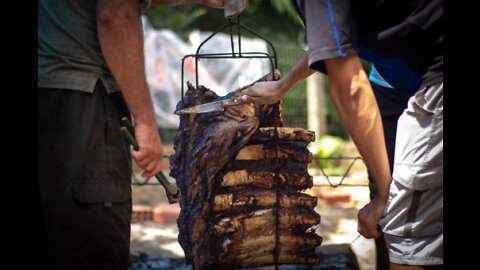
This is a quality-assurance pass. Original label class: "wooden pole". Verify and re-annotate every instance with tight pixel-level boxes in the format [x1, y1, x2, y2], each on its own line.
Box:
[307, 72, 327, 139]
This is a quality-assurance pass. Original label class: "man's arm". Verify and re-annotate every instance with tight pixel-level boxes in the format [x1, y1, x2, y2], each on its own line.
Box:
[324, 54, 391, 239]
[97, 0, 163, 178]
[241, 53, 315, 104]
[242, 52, 391, 239]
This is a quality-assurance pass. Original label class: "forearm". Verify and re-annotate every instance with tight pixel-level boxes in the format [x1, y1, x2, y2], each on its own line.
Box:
[97, 0, 156, 127]
[325, 55, 391, 201]
[241, 53, 316, 104]
[280, 53, 316, 93]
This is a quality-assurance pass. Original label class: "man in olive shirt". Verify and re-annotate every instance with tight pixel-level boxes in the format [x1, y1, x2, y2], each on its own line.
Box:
[38, 0, 222, 269]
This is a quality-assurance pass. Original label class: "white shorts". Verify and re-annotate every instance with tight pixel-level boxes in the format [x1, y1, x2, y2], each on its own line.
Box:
[392, 83, 443, 190]
[380, 181, 443, 265]
[380, 83, 443, 265]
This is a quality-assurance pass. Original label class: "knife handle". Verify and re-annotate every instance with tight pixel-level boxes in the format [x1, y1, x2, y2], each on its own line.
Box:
[222, 98, 244, 107]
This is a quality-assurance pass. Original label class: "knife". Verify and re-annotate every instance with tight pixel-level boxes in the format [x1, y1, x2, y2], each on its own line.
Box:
[174, 97, 244, 114]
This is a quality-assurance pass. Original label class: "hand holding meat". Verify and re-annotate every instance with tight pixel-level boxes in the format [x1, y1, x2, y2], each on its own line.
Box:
[241, 80, 287, 105]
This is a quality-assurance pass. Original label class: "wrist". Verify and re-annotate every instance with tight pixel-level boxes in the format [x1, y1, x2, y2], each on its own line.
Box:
[375, 188, 390, 204]
[370, 195, 387, 211]
[277, 78, 292, 96]
[376, 194, 388, 204]
[132, 112, 157, 128]
[135, 119, 157, 128]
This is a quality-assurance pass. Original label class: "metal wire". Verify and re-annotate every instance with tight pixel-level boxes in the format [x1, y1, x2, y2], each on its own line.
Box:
[312, 156, 364, 187]
[272, 103, 281, 270]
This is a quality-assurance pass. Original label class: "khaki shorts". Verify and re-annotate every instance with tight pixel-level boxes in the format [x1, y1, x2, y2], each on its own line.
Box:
[380, 83, 443, 265]
[380, 181, 443, 265]
[393, 83, 443, 190]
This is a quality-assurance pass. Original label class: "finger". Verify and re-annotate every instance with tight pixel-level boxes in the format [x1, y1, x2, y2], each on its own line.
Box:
[136, 155, 157, 168]
[357, 222, 373, 239]
[362, 225, 381, 239]
[371, 224, 383, 239]
[152, 161, 163, 175]
[142, 162, 162, 178]
[140, 160, 158, 176]
[130, 146, 144, 163]
[130, 145, 159, 165]
[240, 83, 260, 96]
[370, 229, 383, 239]
[241, 95, 262, 104]
[142, 162, 163, 178]
[142, 170, 155, 179]
[130, 145, 147, 161]
[357, 224, 367, 239]
[132, 153, 155, 168]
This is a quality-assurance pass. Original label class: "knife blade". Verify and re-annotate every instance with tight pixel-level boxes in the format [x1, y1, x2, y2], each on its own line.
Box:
[174, 97, 244, 114]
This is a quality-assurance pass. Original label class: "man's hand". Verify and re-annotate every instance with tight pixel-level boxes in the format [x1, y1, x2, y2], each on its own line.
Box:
[241, 53, 314, 105]
[357, 195, 387, 239]
[240, 80, 287, 105]
[130, 123, 164, 178]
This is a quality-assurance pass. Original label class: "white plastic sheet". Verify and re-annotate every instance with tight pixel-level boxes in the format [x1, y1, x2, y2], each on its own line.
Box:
[142, 17, 270, 128]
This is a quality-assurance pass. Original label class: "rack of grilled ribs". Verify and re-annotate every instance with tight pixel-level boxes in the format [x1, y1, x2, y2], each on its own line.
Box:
[169, 71, 322, 269]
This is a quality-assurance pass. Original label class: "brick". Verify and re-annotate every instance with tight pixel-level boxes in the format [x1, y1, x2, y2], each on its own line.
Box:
[131, 205, 153, 223]
[153, 203, 180, 224]
[319, 193, 351, 205]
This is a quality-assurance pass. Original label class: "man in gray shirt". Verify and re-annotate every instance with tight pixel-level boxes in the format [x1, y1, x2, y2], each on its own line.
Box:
[38, 0, 222, 269]
[242, 1, 442, 269]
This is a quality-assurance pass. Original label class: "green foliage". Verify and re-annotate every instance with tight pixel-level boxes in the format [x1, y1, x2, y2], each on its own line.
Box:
[309, 135, 347, 176]
[316, 135, 344, 159]
[144, 0, 304, 43]
[309, 135, 344, 167]
[269, 0, 304, 26]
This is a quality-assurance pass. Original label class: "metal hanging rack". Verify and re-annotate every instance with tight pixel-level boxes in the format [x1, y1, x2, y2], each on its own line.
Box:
[179, 15, 278, 106]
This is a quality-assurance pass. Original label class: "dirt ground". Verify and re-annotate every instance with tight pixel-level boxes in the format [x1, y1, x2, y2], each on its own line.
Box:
[130, 141, 377, 270]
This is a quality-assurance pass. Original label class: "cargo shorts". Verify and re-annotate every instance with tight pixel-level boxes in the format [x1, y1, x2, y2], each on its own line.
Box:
[38, 81, 133, 270]
[379, 83, 443, 265]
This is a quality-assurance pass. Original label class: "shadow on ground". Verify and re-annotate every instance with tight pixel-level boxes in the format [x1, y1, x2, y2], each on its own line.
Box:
[129, 244, 360, 270]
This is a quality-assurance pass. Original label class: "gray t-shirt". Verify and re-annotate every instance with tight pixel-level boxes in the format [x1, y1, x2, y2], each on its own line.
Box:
[295, 0, 359, 75]
[38, 0, 120, 93]
[294, 0, 442, 88]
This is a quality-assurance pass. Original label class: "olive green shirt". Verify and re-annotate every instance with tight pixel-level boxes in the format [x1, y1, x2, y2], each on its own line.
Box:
[38, 0, 133, 94]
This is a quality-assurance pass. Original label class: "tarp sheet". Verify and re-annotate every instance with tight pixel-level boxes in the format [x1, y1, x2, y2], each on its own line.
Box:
[142, 17, 270, 128]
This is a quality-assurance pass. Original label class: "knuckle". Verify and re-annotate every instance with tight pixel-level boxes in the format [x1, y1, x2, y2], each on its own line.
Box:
[147, 162, 156, 171]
